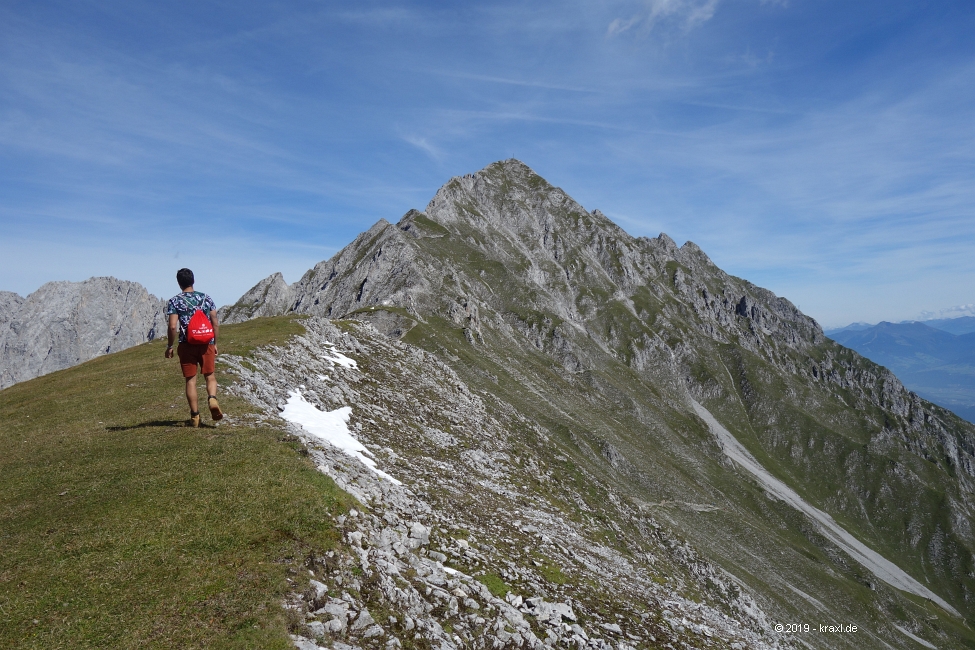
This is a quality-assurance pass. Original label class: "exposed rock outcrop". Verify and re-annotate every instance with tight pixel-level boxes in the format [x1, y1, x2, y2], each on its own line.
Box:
[0, 277, 165, 389]
[220, 271, 295, 324]
[0, 291, 25, 326]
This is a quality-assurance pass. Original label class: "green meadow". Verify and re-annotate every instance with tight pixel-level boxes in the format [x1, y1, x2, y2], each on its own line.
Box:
[0, 316, 353, 649]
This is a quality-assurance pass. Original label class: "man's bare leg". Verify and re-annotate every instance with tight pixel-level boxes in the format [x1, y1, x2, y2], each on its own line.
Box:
[185, 375, 199, 414]
[204, 373, 217, 400]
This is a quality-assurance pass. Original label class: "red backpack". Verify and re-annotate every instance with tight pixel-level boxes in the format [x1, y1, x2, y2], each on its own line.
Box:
[185, 293, 214, 345]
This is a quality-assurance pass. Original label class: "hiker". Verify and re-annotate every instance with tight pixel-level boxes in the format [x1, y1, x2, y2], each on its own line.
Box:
[165, 268, 223, 427]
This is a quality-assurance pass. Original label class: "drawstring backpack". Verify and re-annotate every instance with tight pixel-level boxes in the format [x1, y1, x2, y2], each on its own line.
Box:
[185, 293, 214, 345]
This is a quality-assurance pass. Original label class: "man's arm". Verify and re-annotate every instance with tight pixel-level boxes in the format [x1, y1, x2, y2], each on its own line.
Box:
[165, 313, 178, 358]
[211, 311, 219, 355]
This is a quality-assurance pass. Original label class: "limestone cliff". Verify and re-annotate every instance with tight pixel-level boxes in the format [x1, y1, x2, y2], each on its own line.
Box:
[0, 291, 25, 326]
[0, 277, 165, 389]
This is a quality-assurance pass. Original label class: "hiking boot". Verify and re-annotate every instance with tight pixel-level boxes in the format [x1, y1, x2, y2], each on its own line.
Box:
[188, 411, 200, 428]
[208, 396, 224, 421]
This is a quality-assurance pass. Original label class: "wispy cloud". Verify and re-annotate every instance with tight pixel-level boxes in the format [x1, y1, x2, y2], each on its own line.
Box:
[426, 70, 599, 94]
[608, 0, 722, 37]
[917, 304, 975, 320]
[430, 108, 680, 135]
[676, 99, 794, 115]
[402, 135, 442, 161]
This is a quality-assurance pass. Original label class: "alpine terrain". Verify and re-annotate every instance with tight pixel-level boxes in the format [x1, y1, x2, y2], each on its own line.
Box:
[217, 160, 975, 650]
[0, 277, 166, 389]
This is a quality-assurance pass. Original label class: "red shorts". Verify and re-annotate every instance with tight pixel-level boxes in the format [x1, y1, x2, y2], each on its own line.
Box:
[177, 343, 216, 378]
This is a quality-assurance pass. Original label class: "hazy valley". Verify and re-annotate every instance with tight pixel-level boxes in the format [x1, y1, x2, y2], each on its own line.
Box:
[829, 321, 975, 423]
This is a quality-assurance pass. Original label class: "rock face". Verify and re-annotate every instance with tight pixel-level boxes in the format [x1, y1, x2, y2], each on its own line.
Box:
[0, 291, 25, 326]
[239, 163, 822, 359]
[230, 160, 975, 648]
[0, 278, 166, 389]
[220, 271, 294, 324]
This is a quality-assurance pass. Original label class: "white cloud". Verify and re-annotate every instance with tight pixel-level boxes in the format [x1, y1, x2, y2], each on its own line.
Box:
[685, 0, 721, 29]
[402, 135, 443, 161]
[917, 305, 975, 321]
[608, 0, 723, 37]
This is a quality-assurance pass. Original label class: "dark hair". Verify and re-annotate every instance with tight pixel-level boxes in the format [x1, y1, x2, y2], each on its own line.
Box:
[176, 268, 195, 290]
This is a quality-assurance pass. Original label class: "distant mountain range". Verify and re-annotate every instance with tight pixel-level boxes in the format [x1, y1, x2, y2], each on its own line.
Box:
[827, 319, 975, 423]
[921, 316, 975, 336]
[827, 316, 975, 337]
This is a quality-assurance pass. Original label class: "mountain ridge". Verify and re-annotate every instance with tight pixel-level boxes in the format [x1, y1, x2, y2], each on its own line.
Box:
[4, 160, 973, 647]
[827, 315, 975, 337]
[224, 161, 823, 357]
[222, 159, 975, 647]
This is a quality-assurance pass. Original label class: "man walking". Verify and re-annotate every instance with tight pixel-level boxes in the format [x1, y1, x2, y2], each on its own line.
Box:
[165, 268, 223, 427]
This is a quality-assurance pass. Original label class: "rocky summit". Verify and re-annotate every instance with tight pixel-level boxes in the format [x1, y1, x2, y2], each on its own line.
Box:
[0, 277, 166, 389]
[222, 160, 975, 649]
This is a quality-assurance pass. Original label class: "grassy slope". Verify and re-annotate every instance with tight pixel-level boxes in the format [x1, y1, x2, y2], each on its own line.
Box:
[0, 316, 353, 649]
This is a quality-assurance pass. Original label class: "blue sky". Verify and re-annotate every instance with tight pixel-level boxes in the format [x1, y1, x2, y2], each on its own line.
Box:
[1, 0, 973, 328]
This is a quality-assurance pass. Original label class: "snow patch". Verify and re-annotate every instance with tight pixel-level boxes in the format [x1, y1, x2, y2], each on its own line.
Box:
[323, 344, 357, 369]
[281, 389, 400, 485]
